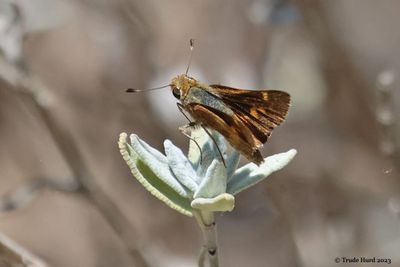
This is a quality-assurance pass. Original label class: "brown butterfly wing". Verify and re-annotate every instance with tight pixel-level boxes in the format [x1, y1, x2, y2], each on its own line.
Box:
[209, 84, 290, 145]
[183, 102, 264, 164]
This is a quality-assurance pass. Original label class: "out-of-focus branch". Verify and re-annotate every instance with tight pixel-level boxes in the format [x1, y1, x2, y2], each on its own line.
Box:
[0, 3, 152, 267]
[292, 0, 379, 147]
[0, 177, 79, 213]
[375, 70, 400, 221]
[376, 70, 399, 167]
[0, 2, 23, 66]
[0, 57, 152, 267]
[0, 233, 48, 267]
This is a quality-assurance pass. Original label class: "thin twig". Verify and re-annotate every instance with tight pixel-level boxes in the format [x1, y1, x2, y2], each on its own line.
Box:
[0, 177, 79, 213]
[376, 70, 399, 166]
[0, 232, 48, 267]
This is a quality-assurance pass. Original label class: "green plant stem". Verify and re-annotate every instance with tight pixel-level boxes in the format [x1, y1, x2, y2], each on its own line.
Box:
[194, 210, 219, 267]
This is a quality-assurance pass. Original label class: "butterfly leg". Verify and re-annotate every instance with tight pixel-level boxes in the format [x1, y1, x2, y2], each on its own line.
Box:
[200, 126, 226, 167]
[178, 124, 203, 164]
[176, 103, 203, 164]
[176, 103, 226, 167]
[176, 103, 193, 123]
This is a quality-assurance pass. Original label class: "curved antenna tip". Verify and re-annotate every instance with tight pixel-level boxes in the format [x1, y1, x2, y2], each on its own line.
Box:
[185, 39, 195, 75]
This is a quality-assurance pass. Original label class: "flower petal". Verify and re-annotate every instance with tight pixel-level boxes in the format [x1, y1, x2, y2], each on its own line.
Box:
[188, 128, 228, 179]
[226, 151, 241, 180]
[187, 128, 206, 168]
[119, 133, 193, 216]
[164, 139, 198, 193]
[194, 159, 227, 199]
[130, 134, 191, 198]
[137, 137, 168, 164]
[227, 149, 297, 195]
[191, 193, 235, 212]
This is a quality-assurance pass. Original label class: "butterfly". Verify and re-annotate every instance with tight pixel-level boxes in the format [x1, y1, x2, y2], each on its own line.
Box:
[168, 74, 290, 165]
[127, 40, 290, 165]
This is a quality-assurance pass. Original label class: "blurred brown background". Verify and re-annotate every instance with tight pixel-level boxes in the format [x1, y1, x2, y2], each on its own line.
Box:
[0, 0, 399, 266]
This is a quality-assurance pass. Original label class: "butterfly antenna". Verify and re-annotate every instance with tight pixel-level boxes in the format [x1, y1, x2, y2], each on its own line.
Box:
[126, 84, 171, 93]
[185, 38, 195, 75]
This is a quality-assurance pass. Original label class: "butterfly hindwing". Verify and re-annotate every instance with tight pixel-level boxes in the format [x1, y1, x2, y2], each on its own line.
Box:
[183, 102, 264, 164]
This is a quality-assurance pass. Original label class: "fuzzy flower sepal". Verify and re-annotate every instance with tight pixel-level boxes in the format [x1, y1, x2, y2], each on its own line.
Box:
[118, 128, 296, 217]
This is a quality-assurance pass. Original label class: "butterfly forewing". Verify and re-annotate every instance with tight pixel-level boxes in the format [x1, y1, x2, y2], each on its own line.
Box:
[181, 83, 290, 165]
[208, 85, 290, 144]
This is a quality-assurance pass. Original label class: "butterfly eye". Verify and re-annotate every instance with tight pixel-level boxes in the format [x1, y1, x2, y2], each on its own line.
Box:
[172, 87, 181, 99]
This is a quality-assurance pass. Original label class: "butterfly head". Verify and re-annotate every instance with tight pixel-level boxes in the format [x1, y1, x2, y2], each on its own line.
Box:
[170, 74, 198, 100]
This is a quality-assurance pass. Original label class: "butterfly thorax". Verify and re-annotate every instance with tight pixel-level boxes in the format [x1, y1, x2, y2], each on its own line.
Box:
[170, 74, 202, 100]
[170, 74, 233, 113]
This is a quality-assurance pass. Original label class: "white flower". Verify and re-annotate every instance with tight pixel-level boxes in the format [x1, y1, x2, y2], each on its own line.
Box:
[118, 128, 296, 217]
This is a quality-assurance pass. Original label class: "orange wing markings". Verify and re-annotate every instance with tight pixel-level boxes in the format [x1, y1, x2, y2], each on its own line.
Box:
[208, 85, 290, 144]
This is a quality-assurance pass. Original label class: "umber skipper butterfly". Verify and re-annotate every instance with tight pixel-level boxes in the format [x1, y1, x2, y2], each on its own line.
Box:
[127, 40, 290, 166]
